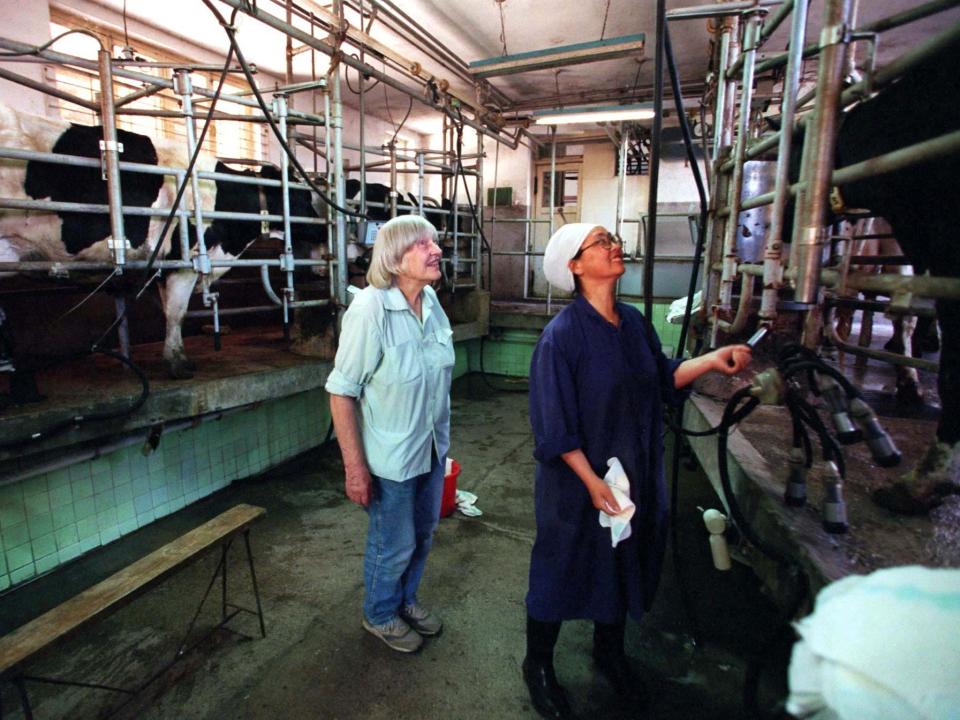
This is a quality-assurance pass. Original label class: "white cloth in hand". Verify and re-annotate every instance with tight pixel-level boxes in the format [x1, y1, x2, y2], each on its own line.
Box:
[598, 457, 636, 547]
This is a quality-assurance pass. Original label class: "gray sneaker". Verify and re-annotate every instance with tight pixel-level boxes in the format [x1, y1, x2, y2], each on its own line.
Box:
[401, 603, 443, 636]
[362, 616, 423, 653]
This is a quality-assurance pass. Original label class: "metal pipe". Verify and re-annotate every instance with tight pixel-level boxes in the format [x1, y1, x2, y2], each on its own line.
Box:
[276, 94, 294, 332]
[0, 197, 325, 225]
[711, 20, 734, 164]
[0, 65, 99, 111]
[389, 142, 398, 218]
[616, 126, 627, 238]
[792, 0, 852, 307]
[210, 2, 521, 150]
[824, 321, 938, 373]
[547, 126, 557, 314]
[667, 0, 783, 20]
[760, 0, 809, 323]
[330, 3, 349, 306]
[0, 406, 257, 488]
[417, 152, 425, 214]
[760, 0, 796, 41]
[476, 132, 484, 288]
[0, 37, 326, 124]
[98, 50, 126, 268]
[718, 13, 762, 311]
[173, 69, 211, 278]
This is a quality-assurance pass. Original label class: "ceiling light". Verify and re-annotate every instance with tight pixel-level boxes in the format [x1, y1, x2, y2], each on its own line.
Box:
[533, 104, 655, 125]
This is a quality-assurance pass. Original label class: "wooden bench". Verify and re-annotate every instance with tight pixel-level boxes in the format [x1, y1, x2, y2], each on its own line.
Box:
[0, 503, 267, 719]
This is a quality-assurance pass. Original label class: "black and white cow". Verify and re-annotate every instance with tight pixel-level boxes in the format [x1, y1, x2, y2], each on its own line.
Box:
[344, 178, 449, 231]
[793, 35, 960, 511]
[0, 103, 326, 380]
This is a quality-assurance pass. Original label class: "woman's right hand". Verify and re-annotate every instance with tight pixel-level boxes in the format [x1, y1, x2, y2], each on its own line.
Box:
[586, 476, 621, 516]
[345, 463, 373, 507]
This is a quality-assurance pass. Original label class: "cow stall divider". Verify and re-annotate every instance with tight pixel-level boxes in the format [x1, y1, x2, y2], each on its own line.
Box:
[653, 3, 960, 715]
[683, 0, 960, 364]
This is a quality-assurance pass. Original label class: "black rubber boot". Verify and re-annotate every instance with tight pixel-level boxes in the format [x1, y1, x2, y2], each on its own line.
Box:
[593, 620, 649, 711]
[522, 616, 574, 720]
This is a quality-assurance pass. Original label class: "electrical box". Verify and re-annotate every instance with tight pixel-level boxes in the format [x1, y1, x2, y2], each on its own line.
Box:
[486, 186, 512, 207]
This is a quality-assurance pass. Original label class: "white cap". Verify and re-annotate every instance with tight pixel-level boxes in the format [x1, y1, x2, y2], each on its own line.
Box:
[542, 223, 600, 292]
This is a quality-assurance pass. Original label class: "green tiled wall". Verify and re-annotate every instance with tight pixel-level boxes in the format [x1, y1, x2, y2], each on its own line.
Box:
[0, 320, 679, 592]
[477, 304, 682, 379]
[0, 390, 329, 592]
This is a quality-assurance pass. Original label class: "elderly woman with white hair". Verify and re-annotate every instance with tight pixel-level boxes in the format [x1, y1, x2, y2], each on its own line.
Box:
[325, 215, 454, 654]
[522, 224, 752, 719]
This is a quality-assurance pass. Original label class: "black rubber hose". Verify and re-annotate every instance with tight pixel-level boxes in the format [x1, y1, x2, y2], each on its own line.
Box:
[0, 348, 150, 452]
[664, 20, 709, 360]
[644, 0, 667, 321]
[203, 0, 366, 220]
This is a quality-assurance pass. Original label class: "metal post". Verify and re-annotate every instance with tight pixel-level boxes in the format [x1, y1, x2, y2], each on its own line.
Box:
[275, 94, 294, 338]
[359, 0, 367, 216]
[760, 0, 810, 323]
[547, 125, 557, 313]
[475, 132, 484, 287]
[389, 142, 398, 218]
[451, 146, 460, 289]
[616, 125, 628, 238]
[331, 2, 348, 305]
[243, 530, 267, 639]
[98, 49, 126, 269]
[417, 151, 425, 214]
[792, 0, 852, 307]
[718, 12, 762, 312]
[173, 69, 211, 270]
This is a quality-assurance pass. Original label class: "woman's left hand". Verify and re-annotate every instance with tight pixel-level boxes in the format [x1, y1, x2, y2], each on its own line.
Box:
[710, 344, 752, 375]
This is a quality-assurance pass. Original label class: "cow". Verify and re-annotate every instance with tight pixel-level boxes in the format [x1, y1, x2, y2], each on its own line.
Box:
[344, 178, 450, 231]
[831, 217, 924, 406]
[789, 34, 960, 513]
[0, 102, 327, 381]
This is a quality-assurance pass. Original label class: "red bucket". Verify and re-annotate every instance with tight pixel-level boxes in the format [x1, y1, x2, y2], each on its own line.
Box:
[441, 459, 461, 518]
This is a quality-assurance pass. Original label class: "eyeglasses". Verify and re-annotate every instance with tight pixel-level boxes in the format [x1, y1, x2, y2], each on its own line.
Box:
[573, 232, 623, 259]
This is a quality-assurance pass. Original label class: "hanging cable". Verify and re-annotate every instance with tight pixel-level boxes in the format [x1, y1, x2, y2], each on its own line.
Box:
[0, 348, 149, 452]
[202, 0, 367, 219]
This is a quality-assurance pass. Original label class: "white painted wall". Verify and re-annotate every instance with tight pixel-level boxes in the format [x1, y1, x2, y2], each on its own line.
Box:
[0, 0, 52, 115]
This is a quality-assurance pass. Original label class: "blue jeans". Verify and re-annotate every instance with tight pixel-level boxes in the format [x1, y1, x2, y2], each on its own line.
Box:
[363, 454, 445, 625]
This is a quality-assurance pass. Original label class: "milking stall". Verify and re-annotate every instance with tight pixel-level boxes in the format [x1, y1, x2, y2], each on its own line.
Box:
[0, 0, 958, 718]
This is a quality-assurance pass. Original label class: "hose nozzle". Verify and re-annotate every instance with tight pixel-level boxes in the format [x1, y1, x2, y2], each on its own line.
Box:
[821, 460, 849, 534]
[849, 398, 902, 467]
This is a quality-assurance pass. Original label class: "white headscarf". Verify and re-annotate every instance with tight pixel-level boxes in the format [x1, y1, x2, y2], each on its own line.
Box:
[542, 223, 600, 292]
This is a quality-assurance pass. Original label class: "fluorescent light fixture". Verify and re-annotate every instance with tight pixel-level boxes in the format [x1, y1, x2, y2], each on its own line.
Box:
[533, 104, 655, 125]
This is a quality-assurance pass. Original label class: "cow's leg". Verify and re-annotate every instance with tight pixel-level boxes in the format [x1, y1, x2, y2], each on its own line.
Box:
[159, 270, 199, 379]
[874, 299, 960, 514]
[891, 313, 923, 406]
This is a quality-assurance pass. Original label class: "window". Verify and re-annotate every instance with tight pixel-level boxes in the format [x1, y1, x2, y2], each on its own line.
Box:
[46, 10, 265, 163]
[540, 169, 579, 208]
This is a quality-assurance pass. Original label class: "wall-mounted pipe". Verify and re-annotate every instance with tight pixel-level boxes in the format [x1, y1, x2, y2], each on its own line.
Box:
[760, 0, 810, 324]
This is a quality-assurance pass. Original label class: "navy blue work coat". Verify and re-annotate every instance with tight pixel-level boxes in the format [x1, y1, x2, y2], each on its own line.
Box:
[526, 295, 688, 623]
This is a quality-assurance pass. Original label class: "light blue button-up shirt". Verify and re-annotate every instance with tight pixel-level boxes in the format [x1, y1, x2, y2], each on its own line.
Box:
[325, 284, 455, 481]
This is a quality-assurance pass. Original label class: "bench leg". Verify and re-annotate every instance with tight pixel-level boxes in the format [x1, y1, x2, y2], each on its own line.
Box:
[243, 530, 267, 638]
[174, 538, 233, 659]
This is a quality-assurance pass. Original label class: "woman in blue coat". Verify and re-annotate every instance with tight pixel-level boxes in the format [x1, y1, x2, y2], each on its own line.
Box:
[524, 224, 752, 719]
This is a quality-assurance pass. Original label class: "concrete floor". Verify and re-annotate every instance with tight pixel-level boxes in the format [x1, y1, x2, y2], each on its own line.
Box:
[1, 374, 789, 720]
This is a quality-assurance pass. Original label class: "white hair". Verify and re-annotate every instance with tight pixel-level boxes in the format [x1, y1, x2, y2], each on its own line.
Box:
[366, 215, 438, 288]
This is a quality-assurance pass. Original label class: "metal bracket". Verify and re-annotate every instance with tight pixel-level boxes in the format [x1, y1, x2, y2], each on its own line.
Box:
[819, 23, 846, 49]
[192, 254, 212, 274]
[279, 252, 296, 273]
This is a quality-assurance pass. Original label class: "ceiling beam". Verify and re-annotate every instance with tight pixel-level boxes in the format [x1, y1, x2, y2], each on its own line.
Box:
[469, 34, 645, 79]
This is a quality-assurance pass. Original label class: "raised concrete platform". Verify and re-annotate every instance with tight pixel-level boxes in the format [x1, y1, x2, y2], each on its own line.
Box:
[681, 363, 958, 607]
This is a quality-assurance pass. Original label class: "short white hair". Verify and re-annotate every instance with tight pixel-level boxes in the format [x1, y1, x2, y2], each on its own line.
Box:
[366, 215, 439, 289]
